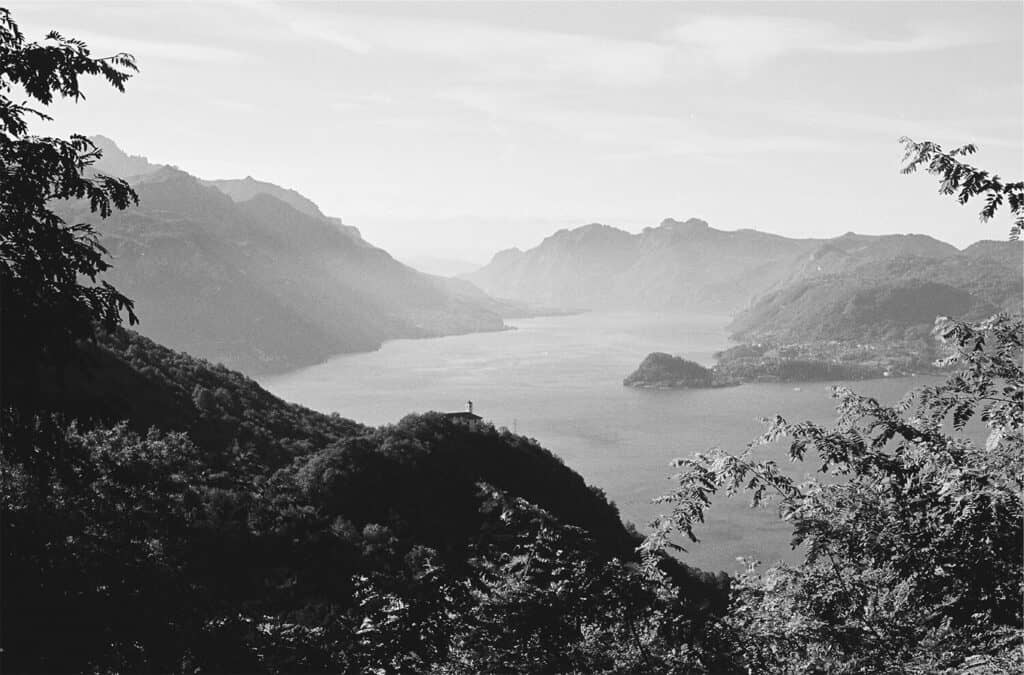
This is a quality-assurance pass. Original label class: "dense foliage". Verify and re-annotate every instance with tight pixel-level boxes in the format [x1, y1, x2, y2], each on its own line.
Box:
[0, 8, 139, 406]
[2, 8, 1020, 672]
[623, 352, 734, 388]
[647, 314, 1023, 672]
[6, 323, 742, 672]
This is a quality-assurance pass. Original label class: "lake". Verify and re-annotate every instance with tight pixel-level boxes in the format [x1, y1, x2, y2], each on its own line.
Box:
[262, 311, 940, 572]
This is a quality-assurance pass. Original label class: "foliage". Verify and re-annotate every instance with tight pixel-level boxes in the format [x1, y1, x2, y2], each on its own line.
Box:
[0, 8, 139, 403]
[623, 352, 734, 389]
[3, 313, 736, 672]
[1, 418, 227, 672]
[1, 402, 729, 673]
[647, 314, 1024, 672]
[900, 137, 1024, 240]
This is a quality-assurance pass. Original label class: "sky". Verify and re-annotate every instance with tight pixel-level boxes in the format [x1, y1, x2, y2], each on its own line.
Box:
[11, 1, 1024, 262]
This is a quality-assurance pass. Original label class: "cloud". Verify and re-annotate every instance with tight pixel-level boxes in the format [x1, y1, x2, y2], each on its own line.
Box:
[210, 98, 258, 113]
[669, 15, 979, 72]
[329, 93, 396, 112]
[437, 87, 846, 157]
[283, 10, 672, 87]
[740, 100, 1023, 151]
[71, 30, 250, 64]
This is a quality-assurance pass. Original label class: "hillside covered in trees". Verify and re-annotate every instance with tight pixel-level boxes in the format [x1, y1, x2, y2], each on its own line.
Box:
[11, 325, 739, 672]
[729, 242, 1022, 345]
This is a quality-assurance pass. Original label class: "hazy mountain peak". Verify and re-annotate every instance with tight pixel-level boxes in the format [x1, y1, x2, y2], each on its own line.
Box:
[90, 135, 163, 178]
[546, 223, 629, 246]
[659, 217, 710, 232]
[488, 247, 524, 265]
[204, 176, 328, 220]
[90, 136, 343, 230]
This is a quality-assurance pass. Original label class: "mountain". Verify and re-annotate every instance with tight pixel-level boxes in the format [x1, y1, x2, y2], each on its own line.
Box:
[203, 176, 327, 218]
[729, 241, 1022, 345]
[779, 232, 959, 284]
[467, 219, 804, 312]
[91, 134, 163, 178]
[75, 139, 507, 375]
[203, 176, 366, 242]
[466, 218, 965, 314]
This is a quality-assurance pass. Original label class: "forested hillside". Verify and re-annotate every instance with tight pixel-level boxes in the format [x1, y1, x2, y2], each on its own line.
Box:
[729, 241, 1022, 344]
[67, 144, 508, 374]
[8, 327, 731, 673]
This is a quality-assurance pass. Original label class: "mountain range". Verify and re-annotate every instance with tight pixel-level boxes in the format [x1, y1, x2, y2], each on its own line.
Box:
[467, 218, 804, 312]
[84, 137, 1021, 375]
[467, 217, 1020, 345]
[465, 218, 978, 313]
[78, 137, 507, 375]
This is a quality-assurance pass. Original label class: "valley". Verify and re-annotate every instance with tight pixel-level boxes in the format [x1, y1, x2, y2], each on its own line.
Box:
[261, 310, 949, 572]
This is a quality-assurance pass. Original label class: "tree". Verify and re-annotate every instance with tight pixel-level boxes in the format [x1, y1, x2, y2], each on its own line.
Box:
[900, 137, 1024, 240]
[648, 314, 1022, 672]
[1, 8, 138, 406]
[647, 141, 1024, 672]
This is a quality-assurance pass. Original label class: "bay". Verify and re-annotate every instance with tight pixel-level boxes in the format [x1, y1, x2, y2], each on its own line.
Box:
[261, 311, 940, 572]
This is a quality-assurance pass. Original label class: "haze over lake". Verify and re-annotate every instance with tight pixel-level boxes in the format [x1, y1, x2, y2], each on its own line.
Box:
[263, 311, 936, 572]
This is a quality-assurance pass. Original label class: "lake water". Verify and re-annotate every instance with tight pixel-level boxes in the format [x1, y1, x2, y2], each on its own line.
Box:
[262, 312, 941, 572]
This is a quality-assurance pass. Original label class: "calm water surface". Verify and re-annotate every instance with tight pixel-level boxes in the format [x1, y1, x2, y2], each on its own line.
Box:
[262, 312, 940, 572]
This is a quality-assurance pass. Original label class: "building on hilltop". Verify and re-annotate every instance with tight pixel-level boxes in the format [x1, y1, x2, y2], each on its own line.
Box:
[443, 400, 481, 424]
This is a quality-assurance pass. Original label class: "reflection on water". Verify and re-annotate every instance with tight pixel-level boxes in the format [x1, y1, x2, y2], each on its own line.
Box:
[262, 311, 939, 572]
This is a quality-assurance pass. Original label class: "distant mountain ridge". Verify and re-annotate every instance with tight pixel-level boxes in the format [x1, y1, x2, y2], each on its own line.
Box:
[74, 138, 507, 375]
[90, 134, 163, 178]
[90, 135, 365, 241]
[624, 239, 1021, 388]
[729, 242, 1022, 345]
[466, 217, 998, 317]
[204, 176, 326, 218]
[467, 218, 809, 312]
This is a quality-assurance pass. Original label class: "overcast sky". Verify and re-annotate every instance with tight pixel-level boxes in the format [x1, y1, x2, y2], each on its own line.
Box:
[12, 1, 1024, 261]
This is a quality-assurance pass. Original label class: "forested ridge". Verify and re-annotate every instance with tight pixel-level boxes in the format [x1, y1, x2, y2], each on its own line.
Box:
[9, 327, 738, 673]
[729, 243, 1022, 345]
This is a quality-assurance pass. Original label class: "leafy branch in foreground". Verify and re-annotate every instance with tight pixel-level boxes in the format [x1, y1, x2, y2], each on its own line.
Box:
[646, 314, 1023, 673]
[1, 8, 138, 405]
[899, 137, 1024, 240]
